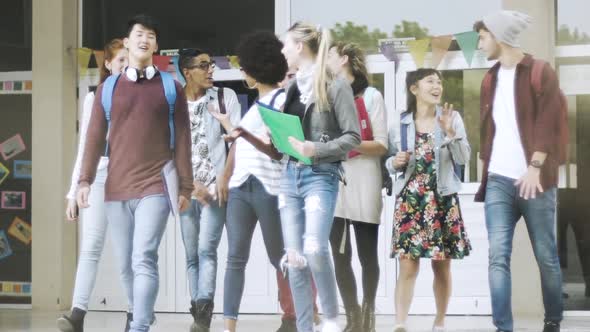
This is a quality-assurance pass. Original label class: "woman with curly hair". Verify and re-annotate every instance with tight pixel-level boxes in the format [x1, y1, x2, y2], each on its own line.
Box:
[220, 31, 293, 332]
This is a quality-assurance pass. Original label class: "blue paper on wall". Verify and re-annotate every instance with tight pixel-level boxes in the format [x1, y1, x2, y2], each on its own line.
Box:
[0, 231, 13, 261]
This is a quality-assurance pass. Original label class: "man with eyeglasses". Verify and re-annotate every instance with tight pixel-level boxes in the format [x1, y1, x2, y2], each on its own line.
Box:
[177, 48, 241, 332]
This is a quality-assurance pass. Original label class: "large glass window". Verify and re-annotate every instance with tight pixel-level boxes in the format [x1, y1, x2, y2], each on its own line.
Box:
[82, 0, 274, 54]
[290, 0, 501, 54]
[557, 0, 590, 46]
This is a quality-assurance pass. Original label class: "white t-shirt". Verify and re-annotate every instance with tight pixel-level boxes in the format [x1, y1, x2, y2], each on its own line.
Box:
[229, 88, 286, 195]
[66, 92, 109, 199]
[488, 66, 528, 180]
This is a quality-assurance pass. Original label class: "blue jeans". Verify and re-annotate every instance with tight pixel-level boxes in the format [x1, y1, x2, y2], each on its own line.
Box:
[179, 197, 226, 301]
[484, 173, 563, 332]
[106, 194, 170, 332]
[223, 176, 284, 319]
[279, 161, 341, 332]
[71, 168, 134, 312]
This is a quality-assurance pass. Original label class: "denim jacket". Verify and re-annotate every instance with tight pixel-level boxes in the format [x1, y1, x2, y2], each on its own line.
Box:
[386, 107, 471, 196]
[202, 87, 242, 179]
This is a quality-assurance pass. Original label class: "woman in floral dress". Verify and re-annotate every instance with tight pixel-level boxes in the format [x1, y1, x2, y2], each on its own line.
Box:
[385, 68, 472, 332]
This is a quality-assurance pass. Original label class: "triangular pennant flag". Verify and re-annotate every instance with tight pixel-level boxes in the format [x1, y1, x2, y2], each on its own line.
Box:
[77, 48, 93, 76]
[4, 81, 13, 90]
[379, 42, 400, 72]
[170, 56, 186, 87]
[407, 38, 430, 68]
[454, 31, 480, 66]
[153, 55, 171, 72]
[430, 35, 453, 69]
[93, 50, 104, 69]
[228, 55, 240, 69]
[25, 81, 32, 91]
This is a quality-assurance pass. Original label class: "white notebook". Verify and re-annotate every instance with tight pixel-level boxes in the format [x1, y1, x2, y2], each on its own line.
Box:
[161, 160, 179, 218]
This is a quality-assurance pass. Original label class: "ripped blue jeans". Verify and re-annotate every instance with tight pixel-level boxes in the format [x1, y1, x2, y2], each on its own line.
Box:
[278, 161, 341, 332]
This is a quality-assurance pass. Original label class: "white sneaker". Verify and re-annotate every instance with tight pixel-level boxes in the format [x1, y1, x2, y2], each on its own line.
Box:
[321, 319, 340, 332]
[393, 324, 407, 332]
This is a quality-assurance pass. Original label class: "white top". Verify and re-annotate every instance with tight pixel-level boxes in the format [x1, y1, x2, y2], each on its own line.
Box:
[334, 87, 388, 224]
[229, 88, 286, 196]
[489, 67, 528, 180]
[66, 92, 109, 199]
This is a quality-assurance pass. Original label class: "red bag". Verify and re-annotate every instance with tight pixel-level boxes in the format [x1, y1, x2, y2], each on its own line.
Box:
[348, 96, 373, 158]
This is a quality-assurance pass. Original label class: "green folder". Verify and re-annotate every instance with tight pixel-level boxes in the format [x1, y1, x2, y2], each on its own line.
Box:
[257, 103, 312, 165]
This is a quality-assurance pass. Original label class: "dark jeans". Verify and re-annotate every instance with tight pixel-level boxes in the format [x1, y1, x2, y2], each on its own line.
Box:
[329, 217, 380, 310]
[484, 173, 563, 332]
[223, 176, 285, 319]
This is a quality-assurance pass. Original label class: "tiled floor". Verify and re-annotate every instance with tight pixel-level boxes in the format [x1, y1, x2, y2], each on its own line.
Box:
[0, 309, 589, 331]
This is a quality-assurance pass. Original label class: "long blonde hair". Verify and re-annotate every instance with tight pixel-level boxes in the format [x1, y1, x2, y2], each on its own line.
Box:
[287, 22, 333, 111]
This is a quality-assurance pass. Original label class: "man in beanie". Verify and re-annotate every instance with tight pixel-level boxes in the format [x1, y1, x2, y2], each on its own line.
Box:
[474, 11, 564, 332]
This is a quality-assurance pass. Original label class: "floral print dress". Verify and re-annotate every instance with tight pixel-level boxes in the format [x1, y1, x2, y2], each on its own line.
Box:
[391, 131, 471, 260]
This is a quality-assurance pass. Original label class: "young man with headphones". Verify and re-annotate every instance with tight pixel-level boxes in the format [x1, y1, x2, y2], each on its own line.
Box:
[77, 14, 193, 332]
[176, 48, 241, 332]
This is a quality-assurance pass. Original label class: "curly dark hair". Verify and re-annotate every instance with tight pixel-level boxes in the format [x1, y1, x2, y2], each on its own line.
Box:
[236, 31, 288, 85]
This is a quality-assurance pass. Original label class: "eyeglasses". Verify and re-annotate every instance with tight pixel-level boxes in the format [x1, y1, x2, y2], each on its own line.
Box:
[186, 61, 216, 71]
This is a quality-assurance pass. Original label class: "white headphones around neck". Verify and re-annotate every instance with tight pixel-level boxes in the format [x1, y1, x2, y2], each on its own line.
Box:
[125, 65, 158, 82]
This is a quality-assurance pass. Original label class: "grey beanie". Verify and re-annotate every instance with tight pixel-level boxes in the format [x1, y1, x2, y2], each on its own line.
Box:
[483, 10, 532, 47]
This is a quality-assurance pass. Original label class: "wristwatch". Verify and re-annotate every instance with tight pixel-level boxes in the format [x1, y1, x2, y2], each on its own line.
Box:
[530, 160, 543, 168]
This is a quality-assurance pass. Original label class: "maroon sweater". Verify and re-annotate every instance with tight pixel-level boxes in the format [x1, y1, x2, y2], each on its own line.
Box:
[475, 54, 563, 202]
[78, 73, 193, 201]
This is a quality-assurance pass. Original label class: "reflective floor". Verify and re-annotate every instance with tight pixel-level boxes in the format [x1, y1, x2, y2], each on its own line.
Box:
[0, 309, 589, 331]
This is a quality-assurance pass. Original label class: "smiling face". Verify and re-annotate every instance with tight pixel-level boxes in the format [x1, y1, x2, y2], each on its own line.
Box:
[411, 73, 443, 106]
[124, 24, 158, 66]
[183, 54, 215, 90]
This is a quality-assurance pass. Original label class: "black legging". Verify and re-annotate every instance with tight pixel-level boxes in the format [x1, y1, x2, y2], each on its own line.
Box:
[329, 217, 380, 310]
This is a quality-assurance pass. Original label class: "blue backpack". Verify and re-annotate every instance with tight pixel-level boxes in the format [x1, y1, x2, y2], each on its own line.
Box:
[101, 71, 177, 154]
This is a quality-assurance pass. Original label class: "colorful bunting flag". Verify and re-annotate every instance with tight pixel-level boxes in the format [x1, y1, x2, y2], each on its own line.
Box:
[77, 48, 93, 76]
[407, 39, 430, 68]
[93, 50, 105, 69]
[379, 42, 400, 71]
[4, 82, 13, 90]
[454, 31, 480, 66]
[430, 35, 453, 69]
[25, 81, 32, 91]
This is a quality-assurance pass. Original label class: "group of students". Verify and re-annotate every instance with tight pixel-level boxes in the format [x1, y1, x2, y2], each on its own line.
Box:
[57, 9, 566, 332]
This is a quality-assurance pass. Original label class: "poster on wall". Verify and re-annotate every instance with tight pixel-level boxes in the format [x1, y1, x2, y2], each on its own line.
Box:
[13, 160, 31, 179]
[1, 192, 26, 210]
[0, 93, 32, 305]
[0, 134, 26, 161]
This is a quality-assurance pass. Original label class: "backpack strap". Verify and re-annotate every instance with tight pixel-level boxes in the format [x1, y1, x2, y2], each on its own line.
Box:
[160, 71, 177, 150]
[400, 111, 411, 152]
[217, 88, 229, 153]
[531, 59, 546, 97]
[269, 88, 286, 108]
[101, 73, 122, 156]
